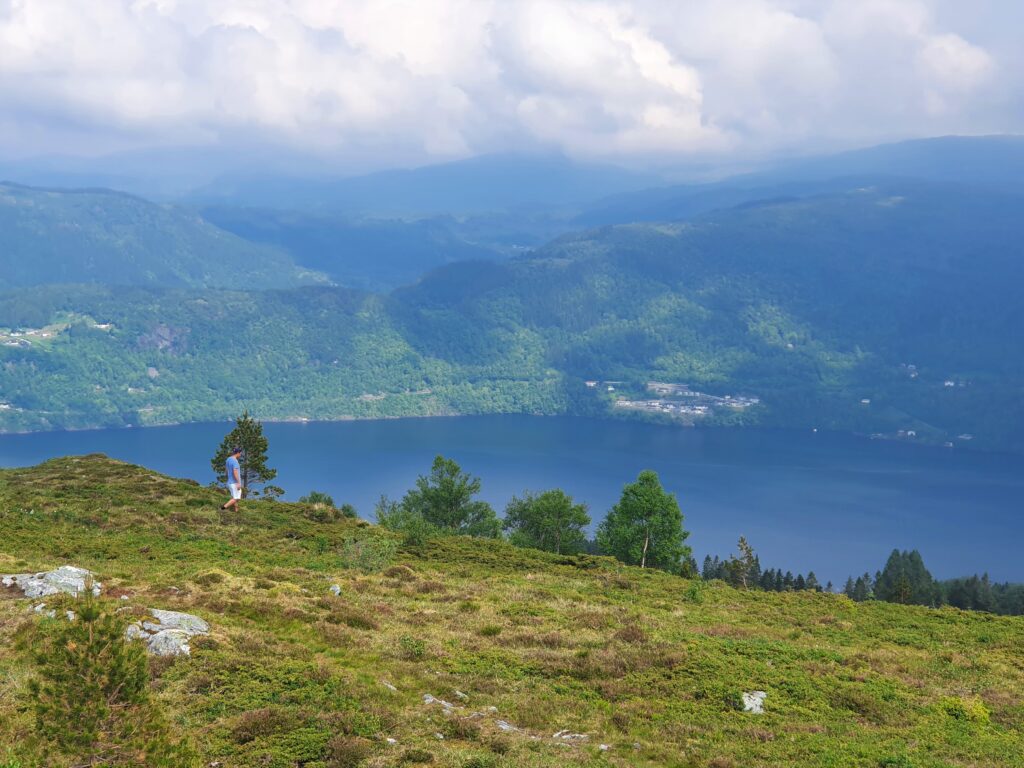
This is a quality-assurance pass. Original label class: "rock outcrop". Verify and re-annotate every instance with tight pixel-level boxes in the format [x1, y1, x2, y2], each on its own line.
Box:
[126, 609, 211, 657]
[1, 566, 101, 598]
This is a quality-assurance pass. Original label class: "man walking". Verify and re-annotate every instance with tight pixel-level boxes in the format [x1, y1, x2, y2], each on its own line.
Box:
[221, 447, 243, 511]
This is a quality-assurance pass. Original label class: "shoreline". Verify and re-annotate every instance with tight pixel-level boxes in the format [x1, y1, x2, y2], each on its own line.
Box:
[0, 411, 1014, 459]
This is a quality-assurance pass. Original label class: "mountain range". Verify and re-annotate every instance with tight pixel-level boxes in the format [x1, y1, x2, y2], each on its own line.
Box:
[0, 136, 1021, 451]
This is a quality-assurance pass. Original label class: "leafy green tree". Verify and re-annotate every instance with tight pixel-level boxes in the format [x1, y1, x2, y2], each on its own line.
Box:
[211, 411, 277, 497]
[28, 591, 193, 766]
[503, 489, 590, 554]
[375, 495, 437, 547]
[596, 470, 690, 571]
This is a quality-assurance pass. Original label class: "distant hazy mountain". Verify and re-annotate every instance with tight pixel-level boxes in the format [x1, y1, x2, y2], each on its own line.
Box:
[188, 154, 662, 213]
[200, 207, 502, 291]
[579, 135, 1024, 226]
[0, 183, 323, 291]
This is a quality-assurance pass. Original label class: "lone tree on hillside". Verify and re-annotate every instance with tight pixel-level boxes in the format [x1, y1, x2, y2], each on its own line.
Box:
[503, 489, 591, 554]
[211, 411, 277, 497]
[596, 469, 691, 572]
[377, 455, 500, 541]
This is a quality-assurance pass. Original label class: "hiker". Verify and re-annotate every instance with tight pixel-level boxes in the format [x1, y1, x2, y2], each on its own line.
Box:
[221, 447, 243, 511]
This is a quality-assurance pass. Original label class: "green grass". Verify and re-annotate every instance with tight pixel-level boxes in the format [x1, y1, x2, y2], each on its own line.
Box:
[1, 455, 1022, 767]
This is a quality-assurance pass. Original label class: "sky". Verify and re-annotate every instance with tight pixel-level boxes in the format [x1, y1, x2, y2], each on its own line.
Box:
[0, 0, 1021, 174]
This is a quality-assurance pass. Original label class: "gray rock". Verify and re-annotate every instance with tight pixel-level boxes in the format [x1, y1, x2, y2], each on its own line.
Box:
[553, 730, 588, 741]
[329, 584, 342, 596]
[147, 629, 195, 657]
[423, 693, 457, 712]
[126, 608, 210, 657]
[2, 566, 101, 598]
[381, 680, 398, 692]
[143, 609, 210, 635]
[742, 691, 767, 714]
[496, 720, 520, 733]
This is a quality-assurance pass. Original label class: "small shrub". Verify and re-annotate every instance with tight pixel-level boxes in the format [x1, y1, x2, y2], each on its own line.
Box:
[478, 624, 503, 637]
[384, 565, 417, 582]
[398, 635, 426, 660]
[401, 748, 434, 763]
[683, 579, 705, 603]
[614, 624, 647, 644]
[459, 600, 481, 613]
[442, 717, 482, 741]
[486, 737, 511, 755]
[194, 569, 228, 586]
[940, 696, 990, 724]
[339, 537, 399, 573]
[326, 735, 372, 768]
[461, 756, 496, 768]
[328, 607, 379, 631]
[416, 580, 447, 594]
[879, 756, 915, 768]
[232, 707, 295, 744]
[301, 490, 336, 507]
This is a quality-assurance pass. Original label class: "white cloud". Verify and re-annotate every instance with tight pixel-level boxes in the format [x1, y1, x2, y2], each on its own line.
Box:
[0, 0, 1016, 168]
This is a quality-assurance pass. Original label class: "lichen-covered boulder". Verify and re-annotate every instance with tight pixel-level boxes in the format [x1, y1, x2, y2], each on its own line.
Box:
[1, 566, 101, 598]
[126, 609, 210, 656]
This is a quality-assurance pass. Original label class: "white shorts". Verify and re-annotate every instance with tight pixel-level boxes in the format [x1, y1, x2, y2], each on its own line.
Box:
[228, 483, 242, 500]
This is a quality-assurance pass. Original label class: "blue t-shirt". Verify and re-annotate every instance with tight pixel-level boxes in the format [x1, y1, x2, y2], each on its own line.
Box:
[226, 456, 240, 485]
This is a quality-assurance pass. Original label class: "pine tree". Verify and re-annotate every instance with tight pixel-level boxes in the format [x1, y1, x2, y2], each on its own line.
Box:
[806, 572, 820, 592]
[702, 555, 714, 580]
[377, 456, 501, 540]
[211, 411, 277, 497]
[839, 577, 856, 602]
[783, 571, 795, 591]
[29, 590, 193, 766]
[875, 550, 938, 606]
[724, 536, 758, 588]
[794, 573, 807, 591]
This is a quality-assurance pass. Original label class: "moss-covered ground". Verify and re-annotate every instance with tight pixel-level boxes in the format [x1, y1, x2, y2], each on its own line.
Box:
[1, 455, 1021, 767]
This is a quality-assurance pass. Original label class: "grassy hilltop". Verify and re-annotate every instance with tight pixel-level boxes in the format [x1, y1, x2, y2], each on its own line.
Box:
[1, 456, 1022, 767]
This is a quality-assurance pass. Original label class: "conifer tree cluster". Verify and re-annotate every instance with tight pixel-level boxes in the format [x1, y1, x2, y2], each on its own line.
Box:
[701, 540, 824, 593]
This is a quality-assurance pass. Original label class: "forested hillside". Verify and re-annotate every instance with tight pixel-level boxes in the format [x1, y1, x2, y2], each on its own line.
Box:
[0, 178, 1021, 451]
[0, 183, 324, 290]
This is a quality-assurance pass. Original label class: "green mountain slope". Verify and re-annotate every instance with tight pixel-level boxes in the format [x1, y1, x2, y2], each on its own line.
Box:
[0, 183, 324, 290]
[1, 455, 1021, 767]
[0, 180, 1020, 451]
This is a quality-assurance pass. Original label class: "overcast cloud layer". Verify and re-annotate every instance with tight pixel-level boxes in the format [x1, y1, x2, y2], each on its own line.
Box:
[0, 0, 1021, 170]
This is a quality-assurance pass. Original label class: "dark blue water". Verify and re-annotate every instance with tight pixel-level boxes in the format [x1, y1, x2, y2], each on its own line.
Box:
[1, 416, 1021, 584]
